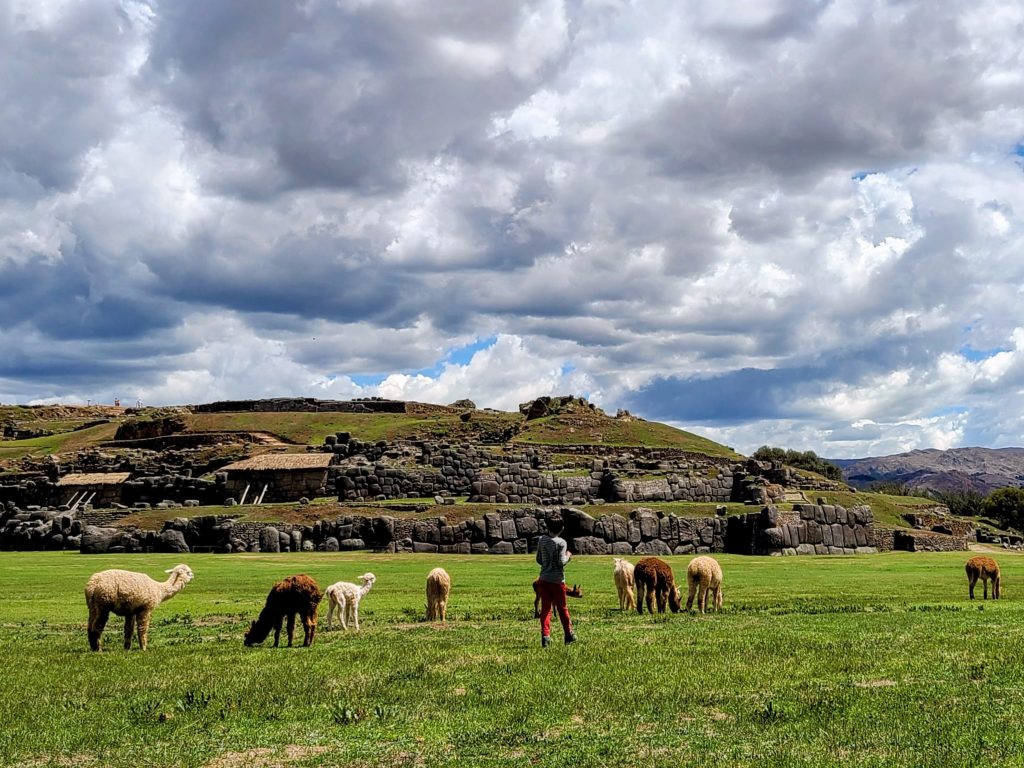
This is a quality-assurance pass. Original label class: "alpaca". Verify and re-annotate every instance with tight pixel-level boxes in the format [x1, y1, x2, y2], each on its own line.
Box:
[612, 557, 636, 611]
[85, 564, 194, 652]
[244, 574, 323, 647]
[532, 579, 583, 618]
[425, 567, 451, 622]
[685, 556, 723, 613]
[966, 556, 1001, 600]
[633, 557, 681, 614]
[325, 572, 376, 631]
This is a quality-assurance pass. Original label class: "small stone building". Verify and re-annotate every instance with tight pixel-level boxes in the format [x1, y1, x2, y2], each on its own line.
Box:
[221, 454, 334, 503]
[55, 472, 131, 508]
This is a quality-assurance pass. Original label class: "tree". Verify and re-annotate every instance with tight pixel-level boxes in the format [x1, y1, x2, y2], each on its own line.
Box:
[983, 487, 1024, 530]
[751, 445, 844, 482]
[930, 488, 986, 518]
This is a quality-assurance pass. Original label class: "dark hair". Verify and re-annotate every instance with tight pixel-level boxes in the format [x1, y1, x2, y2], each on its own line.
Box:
[546, 517, 564, 535]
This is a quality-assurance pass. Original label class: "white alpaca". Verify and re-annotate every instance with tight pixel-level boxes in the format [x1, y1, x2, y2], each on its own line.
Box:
[425, 567, 451, 622]
[613, 557, 636, 611]
[85, 564, 194, 651]
[325, 572, 376, 631]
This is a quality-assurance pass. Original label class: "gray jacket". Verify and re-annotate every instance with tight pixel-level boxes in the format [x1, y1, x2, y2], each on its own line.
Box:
[536, 534, 570, 583]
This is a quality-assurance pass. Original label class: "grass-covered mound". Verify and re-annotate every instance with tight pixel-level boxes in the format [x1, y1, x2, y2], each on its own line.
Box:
[1, 550, 1023, 767]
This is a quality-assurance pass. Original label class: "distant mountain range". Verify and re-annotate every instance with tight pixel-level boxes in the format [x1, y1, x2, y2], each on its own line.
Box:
[831, 447, 1024, 494]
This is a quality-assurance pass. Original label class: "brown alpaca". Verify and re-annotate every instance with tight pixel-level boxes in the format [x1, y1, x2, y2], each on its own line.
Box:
[244, 574, 323, 647]
[634, 557, 681, 614]
[533, 579, 583, 618]
[966, 556, 1001, 600]
[426, 567, 451, 622]
[685, 556, 723, 613]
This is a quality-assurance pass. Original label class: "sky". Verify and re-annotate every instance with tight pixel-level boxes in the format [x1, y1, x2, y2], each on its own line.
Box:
[1, 0, 1023, 458]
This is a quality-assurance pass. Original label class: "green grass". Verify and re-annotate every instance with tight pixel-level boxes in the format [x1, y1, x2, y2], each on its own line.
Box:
[0, 421, 120, 460]
[512, 414, 740, 457]
[2, 550, 1024, 767]
[183, 411, 522, 446]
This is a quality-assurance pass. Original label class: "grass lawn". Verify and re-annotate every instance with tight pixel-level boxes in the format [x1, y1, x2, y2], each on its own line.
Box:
[1, 550, 1023, 767]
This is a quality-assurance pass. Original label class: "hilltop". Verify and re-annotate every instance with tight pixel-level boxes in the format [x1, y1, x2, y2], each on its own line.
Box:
[0, 395, 740, 463]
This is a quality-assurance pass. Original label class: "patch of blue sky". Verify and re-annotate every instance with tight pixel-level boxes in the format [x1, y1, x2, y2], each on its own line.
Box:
[1015, 142, 1024, 157]
[349, 337, 499, 384]
[350, 373, 387, 387]
[959, 345, 1007, 362]
[928, 405, 968, 418]
[851, 170, 876, 181]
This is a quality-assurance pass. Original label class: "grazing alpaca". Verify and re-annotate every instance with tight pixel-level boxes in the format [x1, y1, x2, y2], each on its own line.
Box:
[425, 567, 451, 622]
[685, 556, 723, 613]
[634, 557, 681, 614]
[966, 556, 1001, 600]
[85, 564, 194, 651]
[532, 578, 583, 618]
[613, 558, 636, 611]
[325, 573, 376, 631]
[244, 574, 323, 647]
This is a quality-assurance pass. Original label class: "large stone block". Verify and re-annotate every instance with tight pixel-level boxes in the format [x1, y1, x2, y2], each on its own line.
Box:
[159, 529, 189, 553]
[571, 536, 609, 555]
[260, 526, 280, 553]
[634, 539, 672, 556]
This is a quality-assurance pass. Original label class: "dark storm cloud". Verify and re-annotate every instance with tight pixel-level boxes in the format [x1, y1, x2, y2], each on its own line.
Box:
[0, 1, 137, 190]
[624, 5, 980, 181]
[143, 0, 556, 195]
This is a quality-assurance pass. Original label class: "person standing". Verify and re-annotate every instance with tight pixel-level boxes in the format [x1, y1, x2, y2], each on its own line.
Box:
[535, 517, 577, 647]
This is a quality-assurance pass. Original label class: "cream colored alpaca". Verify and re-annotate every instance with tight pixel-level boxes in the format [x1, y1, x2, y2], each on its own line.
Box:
[425, 567, 451, 622]
[612, 557, 636, 611]
[685, 556, 723, 613]
[325, 573, 376, 630]
[85, 564, 194, 651]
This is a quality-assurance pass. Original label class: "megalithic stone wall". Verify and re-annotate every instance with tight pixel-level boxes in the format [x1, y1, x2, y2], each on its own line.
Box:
[63, 503, 880, 556]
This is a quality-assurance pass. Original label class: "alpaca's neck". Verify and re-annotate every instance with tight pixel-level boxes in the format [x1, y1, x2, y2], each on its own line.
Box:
[159, 574, 185, 603]
[359, 582, 373, 597]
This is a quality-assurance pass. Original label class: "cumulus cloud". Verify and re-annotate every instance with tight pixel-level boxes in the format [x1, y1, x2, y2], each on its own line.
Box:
[2, 0, 1024, 458]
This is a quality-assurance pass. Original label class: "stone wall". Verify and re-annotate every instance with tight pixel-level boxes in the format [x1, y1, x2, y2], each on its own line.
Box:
[67, 503, 877, 557]
[224, 469, 329, 504]
[752, 503, 876, 555]
[874, 527, 970, 552]
[610, 468, 734, 503]
[192, 397, 407, 413]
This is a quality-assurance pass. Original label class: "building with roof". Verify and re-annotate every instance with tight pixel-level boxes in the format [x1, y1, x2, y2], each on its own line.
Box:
[220, 453, 334, 503]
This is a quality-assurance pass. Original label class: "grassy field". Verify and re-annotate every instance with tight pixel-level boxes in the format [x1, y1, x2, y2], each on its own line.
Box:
[2, 550, 1023, 767]
[0, 422, 121, 461]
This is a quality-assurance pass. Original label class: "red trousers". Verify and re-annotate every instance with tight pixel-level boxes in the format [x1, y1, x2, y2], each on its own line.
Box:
[536, 579, 573, 638]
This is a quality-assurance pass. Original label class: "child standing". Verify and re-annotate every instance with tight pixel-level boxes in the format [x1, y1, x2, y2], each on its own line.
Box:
[535, 517, 577, 647]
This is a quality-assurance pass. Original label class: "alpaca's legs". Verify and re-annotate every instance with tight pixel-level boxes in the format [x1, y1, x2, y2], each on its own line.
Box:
[440, 598, 447, 623]
[655, 586, 667, 613]
[714, 585, 723, 611]
[88, 606, 109, 652]
[325, 596, 334, 630]
[686, 578, 698, 611]
[968, 572, 977, 599]
[137, 610, 152, 650]
[984, 577, 989, 600]
[994, 576, 1001, 599]
[123, 613, 136, 650]
[626, 584, 636, 611]
[339, 597, 348, 631]
[698, 583, 709, 614]
[303, 612, 316, 646]
[272, 616, 283, 647]
[353, 602, 360, 631]
[286, 612, 297, 646]
[636, 582, 648, 614]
